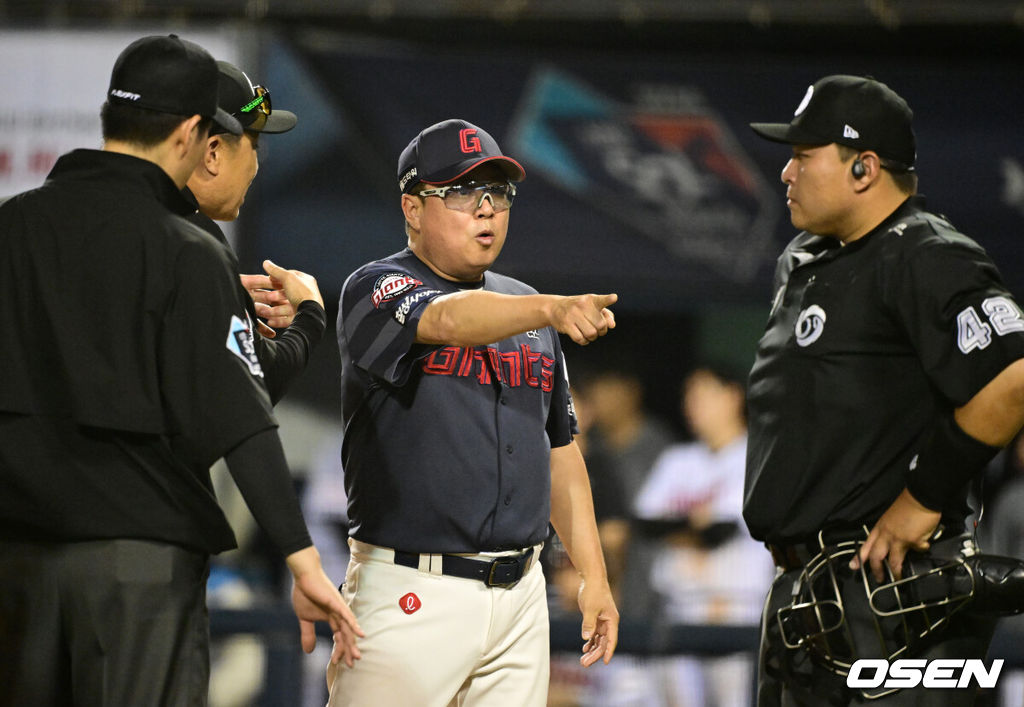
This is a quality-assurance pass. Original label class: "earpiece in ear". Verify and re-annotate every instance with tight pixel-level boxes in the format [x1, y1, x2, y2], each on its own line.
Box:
[852, 158, 866, 179]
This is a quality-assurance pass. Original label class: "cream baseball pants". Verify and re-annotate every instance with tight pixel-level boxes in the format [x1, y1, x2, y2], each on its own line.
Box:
[327, 539, 549, 707]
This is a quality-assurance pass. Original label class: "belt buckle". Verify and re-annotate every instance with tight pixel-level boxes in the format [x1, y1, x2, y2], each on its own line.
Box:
[486, 556, 523, 588]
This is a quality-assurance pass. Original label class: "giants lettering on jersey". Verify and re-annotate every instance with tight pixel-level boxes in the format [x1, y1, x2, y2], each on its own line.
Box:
[422, 344, 554, 390]
[372, 273, 422, 308]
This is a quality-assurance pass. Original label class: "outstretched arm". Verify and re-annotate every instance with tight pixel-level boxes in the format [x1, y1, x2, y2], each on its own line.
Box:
[549, 441, 619, 667]
[416, 291, 617, 347]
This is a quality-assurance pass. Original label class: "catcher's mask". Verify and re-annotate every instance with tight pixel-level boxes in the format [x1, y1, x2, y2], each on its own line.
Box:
[776, 529, 1024, 700]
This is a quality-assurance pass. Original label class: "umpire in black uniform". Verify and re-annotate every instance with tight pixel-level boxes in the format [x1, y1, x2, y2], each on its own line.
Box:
[184, 59, 326, 404]
[744, 75, 1024, 705]
[0, 35, 361, 706]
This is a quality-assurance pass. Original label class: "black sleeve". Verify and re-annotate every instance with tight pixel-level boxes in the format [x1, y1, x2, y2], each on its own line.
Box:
[256, 300, 328, 405]
[888, 233, 1024, 405]
[159, 238, 276, 469]
[224, 427, 312, 556]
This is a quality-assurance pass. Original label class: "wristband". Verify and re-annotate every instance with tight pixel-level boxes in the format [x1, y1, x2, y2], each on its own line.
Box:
[905, 414, 1000, 511]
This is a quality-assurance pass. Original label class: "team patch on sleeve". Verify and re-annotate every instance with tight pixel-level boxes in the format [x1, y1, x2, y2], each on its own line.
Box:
[226, 314, 264, 378]
[393, 288, 442, 325]
[372, 272, 423, 308]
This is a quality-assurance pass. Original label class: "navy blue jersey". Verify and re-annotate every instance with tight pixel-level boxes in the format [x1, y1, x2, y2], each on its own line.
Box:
[338, 248, 578, 553]
[745, 196, 1024, 543]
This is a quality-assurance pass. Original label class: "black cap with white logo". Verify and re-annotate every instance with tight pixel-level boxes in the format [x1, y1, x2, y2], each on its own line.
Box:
[750, 75, 916, 170]
[397, 119, 525, 194]
[107, 35, 242, 136]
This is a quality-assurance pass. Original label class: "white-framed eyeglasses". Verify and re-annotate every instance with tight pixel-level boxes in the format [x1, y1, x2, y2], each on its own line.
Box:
[418, 181, 516, 213]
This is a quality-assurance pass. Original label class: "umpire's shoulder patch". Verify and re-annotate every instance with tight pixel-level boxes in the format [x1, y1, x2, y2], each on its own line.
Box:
[226, 314, 264, 378]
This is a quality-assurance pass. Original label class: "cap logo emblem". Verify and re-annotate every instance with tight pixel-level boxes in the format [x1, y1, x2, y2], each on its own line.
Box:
[843, 125, 860, 139]
[794, 85, 814, 116]
[110, 89, 141, 101]
[459, 128, 482, 154]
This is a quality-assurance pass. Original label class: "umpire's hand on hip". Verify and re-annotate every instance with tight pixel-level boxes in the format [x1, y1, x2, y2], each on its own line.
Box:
[850, 488, 940, 583]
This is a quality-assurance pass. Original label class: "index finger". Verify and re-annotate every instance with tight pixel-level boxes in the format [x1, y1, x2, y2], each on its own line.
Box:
[580, 634, 606, 667]
[241, 274, 274, 290]
[602, 618, 619, 664]
[851, 530, 876, 571]
[602, 309, 616, 330]
[866, 537, 892, 584]
[887, 546, 907, 582]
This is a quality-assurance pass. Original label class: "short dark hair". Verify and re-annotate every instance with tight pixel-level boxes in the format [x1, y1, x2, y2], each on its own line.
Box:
[100, 101, 212, 147]
[837, 144, 918, 195]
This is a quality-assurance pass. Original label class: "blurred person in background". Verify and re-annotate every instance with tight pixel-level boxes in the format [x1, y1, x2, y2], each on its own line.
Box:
[634, 363, 774, 707]
[584, 368, 674, 615]
[581, 367, 674, 706]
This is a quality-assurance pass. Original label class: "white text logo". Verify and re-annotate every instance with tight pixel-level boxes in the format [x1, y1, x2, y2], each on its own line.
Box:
[847, 658, 1003, 690]
[110, 89, 141, 101]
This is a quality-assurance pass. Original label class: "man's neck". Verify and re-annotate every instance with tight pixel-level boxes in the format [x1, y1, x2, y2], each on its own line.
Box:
[103, 140, 189, 189]
[837, 191, 912, 245]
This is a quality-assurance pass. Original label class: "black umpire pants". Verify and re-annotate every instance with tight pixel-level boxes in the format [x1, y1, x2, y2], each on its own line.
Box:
[757, 562, 997, 706]
[0, 538, 211, 707]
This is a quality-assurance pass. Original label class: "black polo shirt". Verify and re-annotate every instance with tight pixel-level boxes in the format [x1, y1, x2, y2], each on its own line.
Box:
[0, 149, 307, 555]
[338, 248, 578, 553]
[744, 196, 1024, 544]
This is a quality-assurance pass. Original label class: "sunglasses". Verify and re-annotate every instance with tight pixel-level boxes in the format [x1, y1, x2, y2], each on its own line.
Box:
[240, 85, 271, 116]
[239, 85, 271, 130]
[418, 181, 516, 213]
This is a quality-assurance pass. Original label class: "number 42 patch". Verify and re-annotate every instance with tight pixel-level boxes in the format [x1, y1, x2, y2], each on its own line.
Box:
[956, 296, 1024, 353]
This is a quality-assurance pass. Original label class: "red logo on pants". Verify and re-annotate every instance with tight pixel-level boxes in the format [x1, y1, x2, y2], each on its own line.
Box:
[399, 592, 422, 614]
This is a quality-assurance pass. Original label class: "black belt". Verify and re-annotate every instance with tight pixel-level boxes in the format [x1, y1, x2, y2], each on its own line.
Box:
[766, 528, 869, 571]
[393, 548, 536, 589]
[766, 542, 818, 571]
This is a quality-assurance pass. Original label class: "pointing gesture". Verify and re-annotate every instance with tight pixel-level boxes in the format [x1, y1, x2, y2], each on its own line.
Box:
[551, 293, 618, 346]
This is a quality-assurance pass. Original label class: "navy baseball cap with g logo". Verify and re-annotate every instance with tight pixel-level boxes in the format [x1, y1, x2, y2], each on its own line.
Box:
[397, 119, 526, 194]
[750, 75, 916, 170]
[107, 34, 242, 136]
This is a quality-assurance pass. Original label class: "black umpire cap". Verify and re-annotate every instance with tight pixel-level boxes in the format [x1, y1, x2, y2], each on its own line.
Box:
[750, 75, 916, 170]
[107, 35, 242, 136]
[211, 61, 298, 136]
[397, 119, 525, 194]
